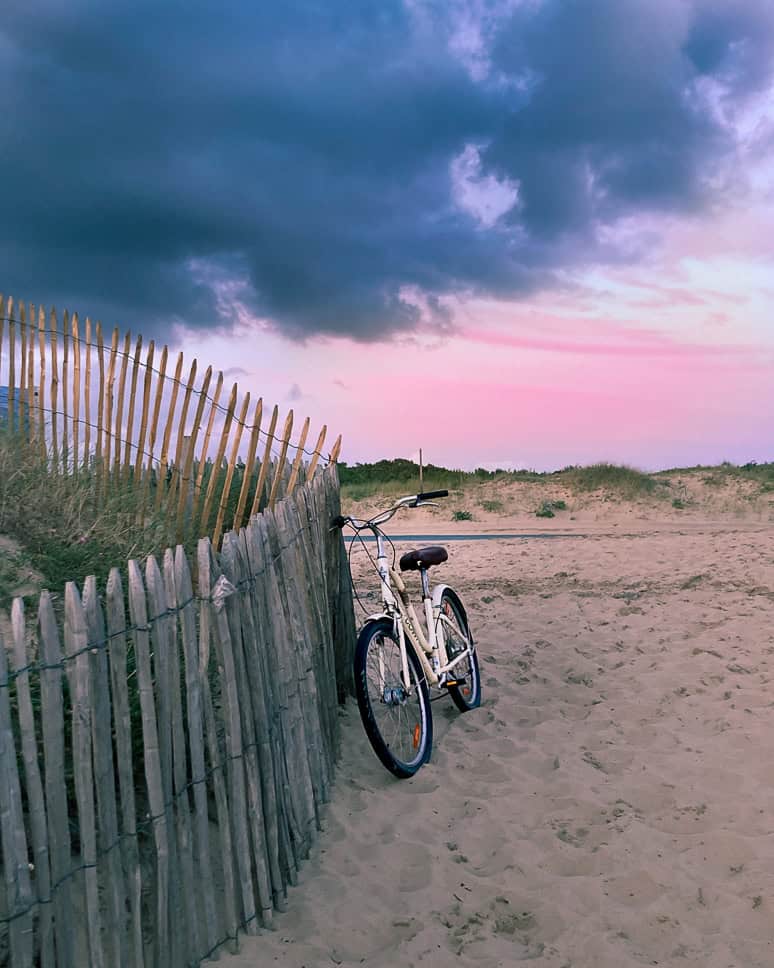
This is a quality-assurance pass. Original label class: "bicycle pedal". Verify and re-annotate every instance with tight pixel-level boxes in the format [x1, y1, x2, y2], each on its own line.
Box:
[445, 677, 466, 688]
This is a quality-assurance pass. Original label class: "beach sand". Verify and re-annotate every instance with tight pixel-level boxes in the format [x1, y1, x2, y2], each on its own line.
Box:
[225, 510, 774, 968]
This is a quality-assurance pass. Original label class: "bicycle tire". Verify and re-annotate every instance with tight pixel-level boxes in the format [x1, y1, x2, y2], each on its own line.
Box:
[439, 588, 481, 712]
[354, 618, 433, 778]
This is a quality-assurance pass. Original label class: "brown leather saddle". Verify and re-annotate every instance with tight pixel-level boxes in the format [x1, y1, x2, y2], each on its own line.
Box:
[399, 545, 448, 572]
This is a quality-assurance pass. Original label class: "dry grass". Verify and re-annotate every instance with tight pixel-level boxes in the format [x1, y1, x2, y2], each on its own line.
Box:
[0, 432, 179, 609]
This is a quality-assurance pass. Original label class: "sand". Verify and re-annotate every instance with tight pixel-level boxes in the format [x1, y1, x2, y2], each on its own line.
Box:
[223, 507, 774, 968]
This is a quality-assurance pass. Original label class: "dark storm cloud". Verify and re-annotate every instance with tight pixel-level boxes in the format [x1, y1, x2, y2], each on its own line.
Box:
[0, 0, 772, 340]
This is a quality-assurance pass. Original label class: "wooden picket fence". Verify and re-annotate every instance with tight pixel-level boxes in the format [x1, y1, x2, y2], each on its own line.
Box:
[0, 294, 342, 546]
[0, 465, 357, 967]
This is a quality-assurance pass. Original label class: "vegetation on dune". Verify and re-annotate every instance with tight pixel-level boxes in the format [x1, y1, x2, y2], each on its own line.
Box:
[338, 458, 546, 501]
[340, 457, 774, 509]
[564, 462, 657, 497]
[339, 457, 660, 502]
[0, 431, 276, 609]
[0, 432, 179, 609]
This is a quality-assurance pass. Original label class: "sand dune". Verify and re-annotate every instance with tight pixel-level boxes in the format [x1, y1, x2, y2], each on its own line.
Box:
[225, 513, 774, 967]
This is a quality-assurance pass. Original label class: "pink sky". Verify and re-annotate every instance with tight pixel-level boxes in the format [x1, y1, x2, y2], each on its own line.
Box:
[176, 203, 774, 472]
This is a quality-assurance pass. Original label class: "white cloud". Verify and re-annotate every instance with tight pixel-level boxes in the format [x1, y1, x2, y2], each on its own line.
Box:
[450, 143, 520, 228]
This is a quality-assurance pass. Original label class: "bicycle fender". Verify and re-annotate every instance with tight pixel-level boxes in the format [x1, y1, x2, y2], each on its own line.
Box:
[360, 612, 392, 629]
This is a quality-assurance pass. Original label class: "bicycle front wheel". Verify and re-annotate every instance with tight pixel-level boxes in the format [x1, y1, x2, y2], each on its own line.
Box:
[354, 618, 432, 778]
[440, 588, 481, 712]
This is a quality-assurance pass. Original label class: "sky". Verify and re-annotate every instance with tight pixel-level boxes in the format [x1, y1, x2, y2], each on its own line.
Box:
[2, 0, 773, 470]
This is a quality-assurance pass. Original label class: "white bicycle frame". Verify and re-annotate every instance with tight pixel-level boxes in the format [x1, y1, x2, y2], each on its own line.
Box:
[351, 495, 474, 691]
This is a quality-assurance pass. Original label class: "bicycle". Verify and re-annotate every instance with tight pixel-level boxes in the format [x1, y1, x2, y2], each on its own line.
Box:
[332, 489, 481, 778]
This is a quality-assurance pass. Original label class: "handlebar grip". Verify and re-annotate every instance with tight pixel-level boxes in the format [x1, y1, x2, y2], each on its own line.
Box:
[417, 489, 448, 501]
[330, 514, 348, 529]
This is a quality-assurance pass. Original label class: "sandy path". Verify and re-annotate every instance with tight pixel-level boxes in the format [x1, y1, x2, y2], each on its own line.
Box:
[225, 524, 774, 967]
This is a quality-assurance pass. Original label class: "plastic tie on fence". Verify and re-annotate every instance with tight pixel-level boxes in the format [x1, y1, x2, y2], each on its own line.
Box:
[211, 574, 237, 612]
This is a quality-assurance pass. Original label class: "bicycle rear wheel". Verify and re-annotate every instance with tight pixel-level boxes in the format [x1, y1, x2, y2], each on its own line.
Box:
[439, 589, 481, 712]
[354, 618, 432, 778]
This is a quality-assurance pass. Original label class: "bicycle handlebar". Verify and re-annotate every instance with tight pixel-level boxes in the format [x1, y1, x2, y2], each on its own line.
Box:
[330, 488, 449, 531]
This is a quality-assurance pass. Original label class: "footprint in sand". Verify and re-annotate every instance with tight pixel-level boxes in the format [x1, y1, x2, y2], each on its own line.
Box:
[437, 896, 546, 959]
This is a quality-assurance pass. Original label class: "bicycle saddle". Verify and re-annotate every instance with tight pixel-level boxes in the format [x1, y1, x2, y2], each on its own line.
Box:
[399, 546, 448, 572]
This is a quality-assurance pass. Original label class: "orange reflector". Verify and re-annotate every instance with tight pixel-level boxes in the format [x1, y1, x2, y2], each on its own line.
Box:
[462, 687, 471, 697]
[412, 724, 421, 749]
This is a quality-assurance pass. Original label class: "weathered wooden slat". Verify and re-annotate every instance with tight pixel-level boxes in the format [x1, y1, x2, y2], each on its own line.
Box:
[306, 424, 328, 481]
[220, 534, 273, 924]
[168, 359, 197, 500]
[175, 364, 213, 542]
[329, 433, 342, 464]
[27, 325, 35, 446]
[132, 340, 154, 485]
[250, 403, 278, 519]
[261, 511, 316, 857]
[122, 335, 143, 483]
[38, 592, 75, 967]
[63, 582, 104, 968]
[156, 350, 184, 508]
[164, 549, 201, 960]
[95, 322, 105, 467]
[198, 382, 237, 537]
[112, 331, 131, 477]
[196, 538, 239, 954]
[274, 500, 326, 815]
[286, 415, 310, 495]
[37, 305, 47, 456]
[49, 308, 60, 468]
[8, 298, 17, 434]
[82, 577, 126, 967]
[267, 410, 294, 510]
[145, 555, 185, 967]
[212, 391, 250, 548]
[11, 600, 55, 968]
[145, 346, 169, 491]
[0, 294, 4, 392]
[192, 370, 223, 518]
[242, 522, 289, 904]
[127, 558, 171, 967]
[205, 539, 259, 936]
[285, 492, 334, 800]
[303, 479, 338, 760]
[19, 301, 28, 438]
[83, 317, 92, 468]
[102, 328, 118, 483]
[0, 618, 35, 967]
[61, 310, 71, 466]
[232, 398, 262, 532]
[174, 547, 218, 957]
[303, 477, 340, 755]
[72, 313, 81, 467]
[26, 303, 35, 445]
[325, 463, 357, 698]
[105, 570, 144, 968]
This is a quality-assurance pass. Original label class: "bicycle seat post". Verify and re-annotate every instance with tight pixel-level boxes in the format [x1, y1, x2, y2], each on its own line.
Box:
[419, 566, 431, 600]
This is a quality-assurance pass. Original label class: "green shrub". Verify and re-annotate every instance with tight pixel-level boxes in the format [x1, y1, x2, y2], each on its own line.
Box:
[480, 499, 504, 512]
[672, 498, 686, 509]
[452, 510, 473, 521]
[536, 499, 566, 518]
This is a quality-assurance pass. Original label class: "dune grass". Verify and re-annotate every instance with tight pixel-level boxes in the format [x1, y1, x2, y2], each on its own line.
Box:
[339, 457, 661, 504]
[564, 462, 657, 497]
[0, 431, 180, 608]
